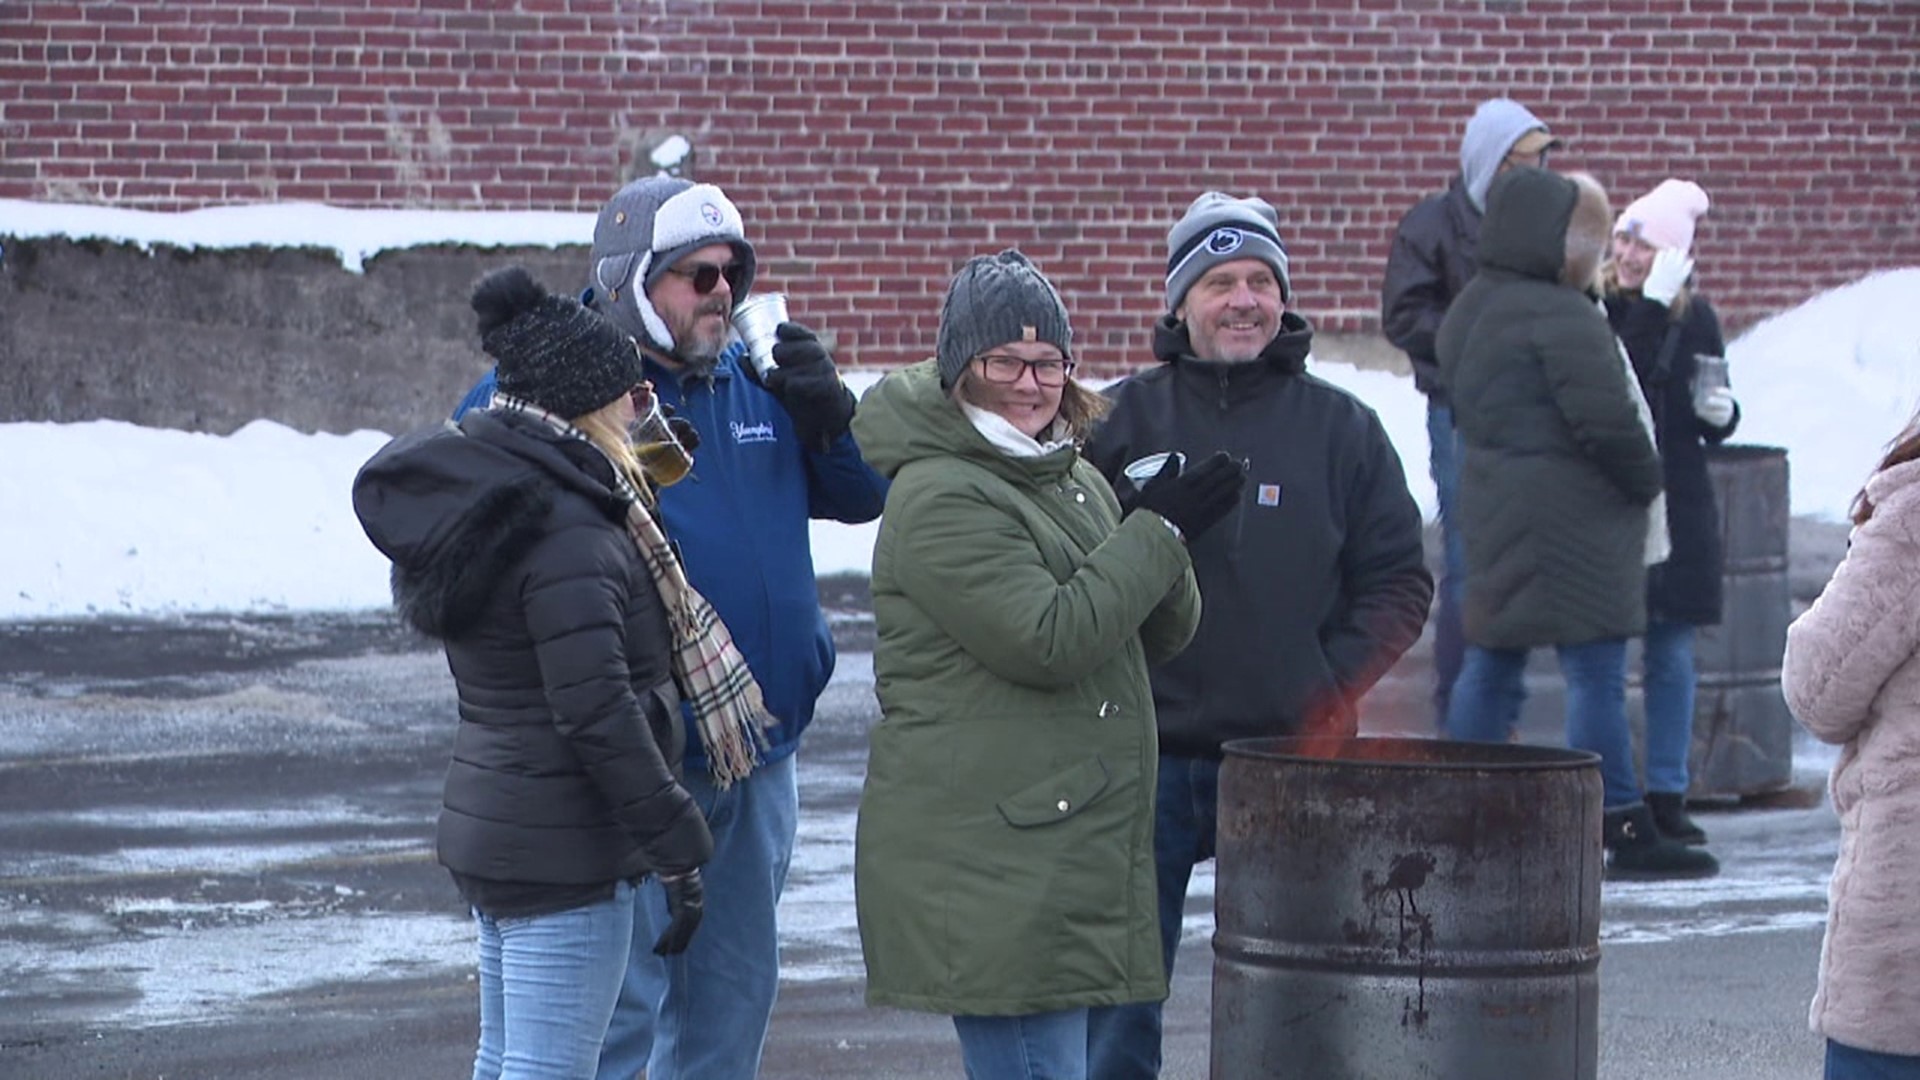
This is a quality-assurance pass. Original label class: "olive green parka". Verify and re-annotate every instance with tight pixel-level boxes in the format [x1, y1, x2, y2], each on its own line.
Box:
[849, 359, 1202, 1016]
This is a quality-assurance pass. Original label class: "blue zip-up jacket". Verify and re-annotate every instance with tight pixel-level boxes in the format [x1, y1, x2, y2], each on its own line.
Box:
[453, 341, 888, 767]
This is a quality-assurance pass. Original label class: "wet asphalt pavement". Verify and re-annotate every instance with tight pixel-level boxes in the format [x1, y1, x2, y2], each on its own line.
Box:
[0, 608, 1836, 1079]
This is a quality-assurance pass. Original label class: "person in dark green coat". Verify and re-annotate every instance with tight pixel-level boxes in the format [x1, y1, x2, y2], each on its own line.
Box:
[1436, 166, 1717, 880]
[849, 250, 1245, 1079]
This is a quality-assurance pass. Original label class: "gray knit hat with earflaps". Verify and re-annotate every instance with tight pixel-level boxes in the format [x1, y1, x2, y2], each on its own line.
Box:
[935, 249, 1073, 389]
[587, 176, 758, 354]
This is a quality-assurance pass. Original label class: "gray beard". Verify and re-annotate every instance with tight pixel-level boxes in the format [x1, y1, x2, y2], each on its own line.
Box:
[674, 343, 723, 376]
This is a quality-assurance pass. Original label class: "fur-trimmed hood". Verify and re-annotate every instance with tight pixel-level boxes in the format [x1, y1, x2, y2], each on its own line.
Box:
[351, 410, 627, 638]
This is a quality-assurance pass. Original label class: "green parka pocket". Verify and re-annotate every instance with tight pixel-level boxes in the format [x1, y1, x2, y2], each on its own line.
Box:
[996, 756, 1112, 828]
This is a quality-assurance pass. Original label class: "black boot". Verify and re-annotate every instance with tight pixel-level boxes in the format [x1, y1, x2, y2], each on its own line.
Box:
[1646, 791, 1708, 846]
[1604, 804, 1719, 880]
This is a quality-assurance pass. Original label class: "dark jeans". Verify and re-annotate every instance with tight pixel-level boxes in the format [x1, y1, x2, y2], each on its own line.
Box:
[1828, 1039, 1920, 1079]
[1085, 755, 1219, 1080]
[1428, 401, 1466, 731]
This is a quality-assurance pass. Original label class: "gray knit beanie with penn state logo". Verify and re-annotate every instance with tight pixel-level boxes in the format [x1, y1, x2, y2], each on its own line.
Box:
[1163, 191, 1292, 313]
[935, 249, 1073, 389]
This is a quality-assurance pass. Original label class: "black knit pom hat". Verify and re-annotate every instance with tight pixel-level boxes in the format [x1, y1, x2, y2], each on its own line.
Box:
[473, 265, 640, 420]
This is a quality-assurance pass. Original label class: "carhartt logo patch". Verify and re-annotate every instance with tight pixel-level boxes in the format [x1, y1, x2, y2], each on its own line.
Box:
[1257, 483, 1282, 507]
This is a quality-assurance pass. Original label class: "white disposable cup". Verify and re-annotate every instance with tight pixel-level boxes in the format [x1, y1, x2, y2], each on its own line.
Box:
[732, 292, 790, 380]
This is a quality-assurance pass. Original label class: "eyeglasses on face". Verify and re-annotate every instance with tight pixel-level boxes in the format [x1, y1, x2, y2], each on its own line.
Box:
[973, 354, 1074, 387]
[664, 261, 748, 296]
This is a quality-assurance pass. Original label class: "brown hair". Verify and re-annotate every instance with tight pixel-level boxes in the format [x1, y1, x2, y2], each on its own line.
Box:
[949, 366, 1111, 443]
[1561, 172, 1613, 292]
[1852, 405, 1920, 525]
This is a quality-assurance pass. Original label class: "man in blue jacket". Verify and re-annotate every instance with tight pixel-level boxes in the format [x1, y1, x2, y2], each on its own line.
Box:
[454, 176, 887, 1080]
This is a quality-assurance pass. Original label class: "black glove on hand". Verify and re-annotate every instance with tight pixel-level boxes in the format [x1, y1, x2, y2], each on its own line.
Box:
[652, 869, 705, 956]
[657, 402, 700, 452]
[763, 322, 856, 453]
[1132, 450, 1247, 542]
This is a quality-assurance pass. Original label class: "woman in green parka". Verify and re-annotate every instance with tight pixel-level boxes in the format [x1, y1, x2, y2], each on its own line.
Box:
[849, 249, 1246, 1079]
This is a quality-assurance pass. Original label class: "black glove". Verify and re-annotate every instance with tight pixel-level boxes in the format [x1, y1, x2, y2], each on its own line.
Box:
[1131, 450, 1247, 541]
[652, 869, 705, 956]
[763, 322, 856, 453]
[659, 402, 700, 452]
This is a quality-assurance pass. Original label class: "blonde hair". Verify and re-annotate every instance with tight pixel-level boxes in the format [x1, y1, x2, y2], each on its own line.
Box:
[573, 402, 655, 505]
[1600, 250, 1694, 319]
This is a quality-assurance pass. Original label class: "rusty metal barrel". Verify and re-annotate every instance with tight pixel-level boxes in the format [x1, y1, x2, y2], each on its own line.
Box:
[1211, 736, 1603, 1080]
[1688, 444, 1794, 798]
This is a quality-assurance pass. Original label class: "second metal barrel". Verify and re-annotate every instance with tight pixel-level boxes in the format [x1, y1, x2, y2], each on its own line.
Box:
[1688, 443, 1794, 798]
[1211, 736, 1602, 1080]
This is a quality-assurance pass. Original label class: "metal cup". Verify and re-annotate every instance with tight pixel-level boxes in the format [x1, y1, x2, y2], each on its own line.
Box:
[1691, 353, 1730, 406]
[626, 386, 693, 487]
[731, 292, 789, 381]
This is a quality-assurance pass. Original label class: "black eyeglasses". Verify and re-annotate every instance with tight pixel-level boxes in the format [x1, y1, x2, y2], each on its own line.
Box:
[664, 261, 748, 296]
[974, 354, 1074, 387]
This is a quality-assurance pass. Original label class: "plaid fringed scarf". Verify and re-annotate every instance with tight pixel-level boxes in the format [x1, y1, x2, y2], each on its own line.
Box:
[496, 395, 770, 787]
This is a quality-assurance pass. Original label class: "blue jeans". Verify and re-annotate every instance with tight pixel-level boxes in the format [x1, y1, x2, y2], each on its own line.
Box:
[953, 1008, 1090, 1080]
[1086, 755, 1218, 1080]
[1641, 620, 1697, 795]
[1428, 401, 1466, 731]
[1828, 1039, 1920, 1079]
[472, 881, 636, 1080]
[1446, 640, 1643, 810]
[596, 752, 799, 1080]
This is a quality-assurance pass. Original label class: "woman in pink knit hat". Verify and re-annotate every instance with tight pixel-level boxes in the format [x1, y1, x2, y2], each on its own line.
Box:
[1600, 178, 1741, 850]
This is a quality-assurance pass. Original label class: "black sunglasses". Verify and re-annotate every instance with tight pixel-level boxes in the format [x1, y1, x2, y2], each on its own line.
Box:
[665, 261, 748, 296]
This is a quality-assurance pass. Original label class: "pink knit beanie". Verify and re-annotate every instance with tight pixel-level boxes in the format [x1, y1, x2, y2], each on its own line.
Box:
[1614, 179, 1711, 255]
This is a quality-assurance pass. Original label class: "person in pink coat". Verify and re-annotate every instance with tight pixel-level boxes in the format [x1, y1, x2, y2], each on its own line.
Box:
[1782, 410, 1920, 1080]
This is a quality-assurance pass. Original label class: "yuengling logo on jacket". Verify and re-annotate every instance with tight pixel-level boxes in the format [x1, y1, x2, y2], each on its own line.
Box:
[732, 420, 777, 444]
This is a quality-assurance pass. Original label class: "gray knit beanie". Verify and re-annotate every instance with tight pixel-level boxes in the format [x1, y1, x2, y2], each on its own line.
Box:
[473, 266, 640, 420]
[935, 249, 1073, 389]
[587, 176, 758, 353]
[1164, 191, 1291, 313]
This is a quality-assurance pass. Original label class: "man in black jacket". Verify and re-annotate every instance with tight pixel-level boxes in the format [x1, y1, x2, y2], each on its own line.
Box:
[1381, 97, 1559, 733]
[1084, 191, 1433, 1080]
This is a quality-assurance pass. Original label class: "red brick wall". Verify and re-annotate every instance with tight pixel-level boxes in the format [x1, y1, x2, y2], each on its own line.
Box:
[4, 1, 1916, 372]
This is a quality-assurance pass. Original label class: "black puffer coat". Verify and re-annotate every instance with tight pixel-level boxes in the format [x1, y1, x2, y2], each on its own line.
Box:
[1604, 291, 1739, 626]
[352, 409, 712, 895]
[1435, 168, 1664, 649]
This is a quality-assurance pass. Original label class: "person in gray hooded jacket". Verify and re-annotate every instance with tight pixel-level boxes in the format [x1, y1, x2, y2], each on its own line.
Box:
[1381, 97, 1560, 732]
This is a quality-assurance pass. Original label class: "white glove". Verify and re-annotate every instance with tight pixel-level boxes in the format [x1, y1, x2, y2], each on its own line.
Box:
[1693, 386, 1736, 427]
[1641, 248, 1694, 307]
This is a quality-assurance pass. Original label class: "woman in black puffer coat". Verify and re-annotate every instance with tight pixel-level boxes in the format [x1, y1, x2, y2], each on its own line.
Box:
[1603, 179, 1742, 848]
[353, 267, 714, 1080]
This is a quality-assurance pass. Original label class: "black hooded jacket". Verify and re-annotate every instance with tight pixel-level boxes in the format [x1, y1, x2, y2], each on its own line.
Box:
[1604, 289, 1738, 625]
[352, 409, 712, 913]
[1084, 314, 1433, 754]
